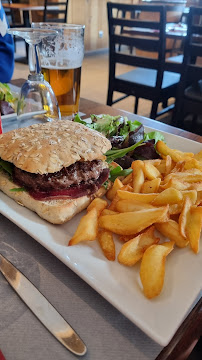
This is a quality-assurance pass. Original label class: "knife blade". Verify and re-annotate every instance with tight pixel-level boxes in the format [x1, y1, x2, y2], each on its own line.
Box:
[0, 253, 87, 357]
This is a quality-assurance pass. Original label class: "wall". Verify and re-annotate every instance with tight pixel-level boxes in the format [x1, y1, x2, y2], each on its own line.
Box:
[67, 0, 138, 51]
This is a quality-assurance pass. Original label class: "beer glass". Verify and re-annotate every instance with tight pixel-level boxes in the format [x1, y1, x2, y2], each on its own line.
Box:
[32, 23, 85, 119]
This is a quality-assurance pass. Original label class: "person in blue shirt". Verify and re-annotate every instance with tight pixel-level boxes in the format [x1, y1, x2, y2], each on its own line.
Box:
[0, 1, 14, 83]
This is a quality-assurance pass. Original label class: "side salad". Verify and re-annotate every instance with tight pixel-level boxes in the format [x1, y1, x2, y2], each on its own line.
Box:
[0, 82, 18, 115]
[74, 113, 165, 175]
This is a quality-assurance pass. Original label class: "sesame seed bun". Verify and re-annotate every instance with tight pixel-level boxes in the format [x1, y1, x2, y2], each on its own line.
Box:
[0, 120, 111, 174]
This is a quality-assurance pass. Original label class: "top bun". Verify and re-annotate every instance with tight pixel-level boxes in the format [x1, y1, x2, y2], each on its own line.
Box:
[0, 120, 111, 174]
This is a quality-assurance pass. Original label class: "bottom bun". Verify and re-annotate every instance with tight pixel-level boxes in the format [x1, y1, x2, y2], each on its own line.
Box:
[0, 171, 109, 224]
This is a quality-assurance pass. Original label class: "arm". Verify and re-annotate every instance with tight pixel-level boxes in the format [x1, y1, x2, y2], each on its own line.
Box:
[0, 2, 14, 83]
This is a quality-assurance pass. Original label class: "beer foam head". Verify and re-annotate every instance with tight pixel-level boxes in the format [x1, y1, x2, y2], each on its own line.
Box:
[39, 25, 85, 69]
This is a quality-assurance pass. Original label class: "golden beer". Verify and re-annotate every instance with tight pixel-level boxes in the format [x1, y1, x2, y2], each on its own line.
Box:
[42, 67, 81, 117]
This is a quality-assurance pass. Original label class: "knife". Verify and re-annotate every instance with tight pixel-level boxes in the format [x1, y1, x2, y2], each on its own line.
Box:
[0, 253, 87, 357]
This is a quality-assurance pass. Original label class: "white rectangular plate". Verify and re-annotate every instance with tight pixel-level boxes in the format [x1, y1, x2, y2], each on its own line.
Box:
[0, 125, 202, 346]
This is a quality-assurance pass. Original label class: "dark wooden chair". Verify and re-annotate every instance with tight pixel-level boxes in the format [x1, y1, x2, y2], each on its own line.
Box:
[172, 6, 202, 134]
[43, 0, 68, 23]
[107, 2, 180, 120]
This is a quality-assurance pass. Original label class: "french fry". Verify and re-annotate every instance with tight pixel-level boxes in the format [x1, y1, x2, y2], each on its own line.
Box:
[115, 199, 155, 212]
[98, 229, 115, 261]
[156, 140, 194, 162]
[119, 234, 135, 242]
[197, 191, 202, 205]
[101, 209, 118, 216]
[141, 178, 161, 193]
[106, 178, 123, 201]
[68, 137, 202, 300]
[140, 241, 174, 299]
[69, 207, 98, 246]
[98, 205, 169, 235]
[122, 172, 133, 185]
[108, 184, 133, 210]
[185, 206, 202, 254]
[117, 190, 157, 203]
[165, 155, 173, 175]
[131, 160, 145, 192]
[152, 187, 183, 206]
[189, 182, 202, 191]
[183, 158, 202, 171]
[108, 193, 120, 211]
[87, 197, 108, 216]
[160, 178, 190, 191]
[181, 190, 197, 204]
[155, 220, 188, 248]
[118, 226, 160, 266]
[144, 161, 161, 180]
[193, 150, 202, 162]
[179, 197, 192, 238]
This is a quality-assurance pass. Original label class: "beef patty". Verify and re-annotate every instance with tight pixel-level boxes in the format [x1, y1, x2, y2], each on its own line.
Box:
[13, 160, 109, 193]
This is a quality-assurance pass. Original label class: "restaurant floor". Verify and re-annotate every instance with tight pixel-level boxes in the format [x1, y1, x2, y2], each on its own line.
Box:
[13, 43, 202, 135]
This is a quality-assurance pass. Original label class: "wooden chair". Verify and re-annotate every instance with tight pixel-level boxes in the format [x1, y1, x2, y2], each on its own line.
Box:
[43, 0, 68, 23]
[107, 2, 181, 120]
[172, 6, 202, 133]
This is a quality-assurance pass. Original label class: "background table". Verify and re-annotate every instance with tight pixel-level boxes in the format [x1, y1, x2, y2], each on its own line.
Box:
[0, 93, 201, 360]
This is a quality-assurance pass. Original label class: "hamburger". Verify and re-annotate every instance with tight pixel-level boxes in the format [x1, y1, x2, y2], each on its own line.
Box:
[0, 120, 111, 224]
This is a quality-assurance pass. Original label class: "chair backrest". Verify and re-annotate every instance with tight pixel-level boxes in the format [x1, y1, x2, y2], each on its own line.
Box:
[107, 3, 166, 90]
[2, 0, 15, 26]
[165, 4, 186, 23]
[181, 6, 202, 84]
[43, 0, 68, 23]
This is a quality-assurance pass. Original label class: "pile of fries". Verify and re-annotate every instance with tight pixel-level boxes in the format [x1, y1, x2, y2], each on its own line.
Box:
[68, 141, 202, 299]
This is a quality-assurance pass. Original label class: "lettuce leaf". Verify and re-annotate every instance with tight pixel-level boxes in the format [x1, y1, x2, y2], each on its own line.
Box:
[0, 158, 13, 175]
[144, 131, 165, 144]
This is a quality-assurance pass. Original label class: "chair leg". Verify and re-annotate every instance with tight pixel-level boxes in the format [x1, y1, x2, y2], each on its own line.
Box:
[107, 86, 113, 106]
[134, 97, 139, 114]
[150, 100, 158, 119]
[162, 100, 168, 108]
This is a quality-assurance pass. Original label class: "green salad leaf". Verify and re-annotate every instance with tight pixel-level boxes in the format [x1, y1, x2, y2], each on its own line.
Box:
[0, 82, 18, 110]
[109, 165, 133, 182]
[106, 139, 144, 163]
[144, 131, 165, 143]
[74, 113, 142, 139]
[0, 158, 13, 176]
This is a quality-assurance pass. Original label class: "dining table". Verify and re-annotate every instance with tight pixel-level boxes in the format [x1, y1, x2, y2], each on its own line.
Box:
[0, 79, 202, 360]
[2, 3, 60, 28]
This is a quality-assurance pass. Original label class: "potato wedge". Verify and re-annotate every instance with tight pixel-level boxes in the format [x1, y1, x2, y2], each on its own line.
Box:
[98, 229, 115, 261]
[131, 160, 145, 193]
[99, 205, 169, 235]
[69, 207, 98, 246]
[115, 199, 155, 212]
[144, 161, 161, 180]
[106, 178, 123, 201]
[140, 242, 174, 299]
[101, 209, 118, 216]
[186, 206, 202, 254]
[87, 197, 108, 216]
[119, 234, 135, 242]
[122, 172, 133, 185]
[141, 178, 161, 193]
[155, 220, 188, 248]
[179, 197, 192, 238]
[193, 150, 202, 162]
[118, 226, 160, 266]
[152, 187, 183, 206]
[156, 141, 194, 162]
[117, 190, 157, 203]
